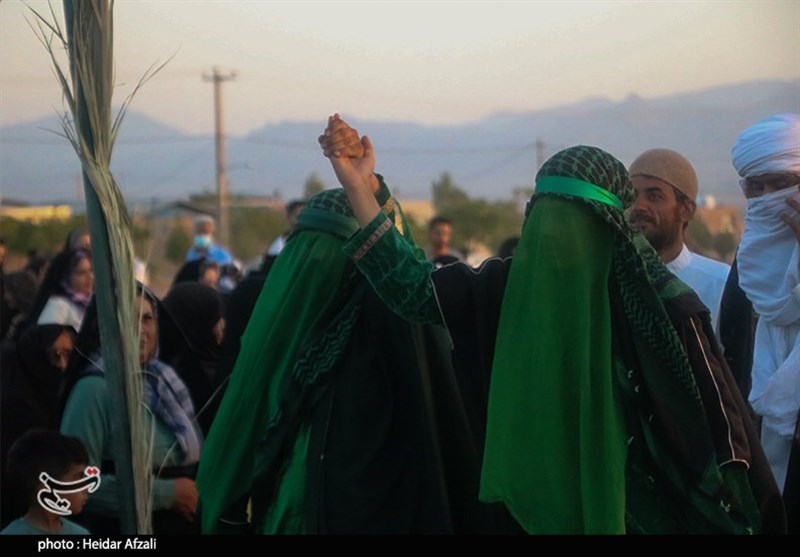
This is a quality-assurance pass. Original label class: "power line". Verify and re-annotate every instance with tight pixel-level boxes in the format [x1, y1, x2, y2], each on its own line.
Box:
[462, 143, 536, 180]
[148, 144, 214, 188]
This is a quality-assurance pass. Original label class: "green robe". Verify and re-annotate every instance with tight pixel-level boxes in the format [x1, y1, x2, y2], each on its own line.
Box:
[341, 187, 782, 534]
[197, 185, 510, 534]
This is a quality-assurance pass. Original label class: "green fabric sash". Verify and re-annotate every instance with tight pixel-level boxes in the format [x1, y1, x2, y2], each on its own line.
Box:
[535, 176, 623, 210]
[479, 198, 627, 533]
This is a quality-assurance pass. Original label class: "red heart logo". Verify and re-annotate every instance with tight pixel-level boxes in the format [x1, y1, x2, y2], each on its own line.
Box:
[85, 467, 99, 476]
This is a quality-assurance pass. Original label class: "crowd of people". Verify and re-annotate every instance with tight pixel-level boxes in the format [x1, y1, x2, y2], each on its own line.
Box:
[0, 112, 797, 535]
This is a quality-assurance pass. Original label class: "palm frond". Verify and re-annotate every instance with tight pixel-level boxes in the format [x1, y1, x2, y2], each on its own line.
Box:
[111, 54, 174, 149]
[28, 0, 163, 534]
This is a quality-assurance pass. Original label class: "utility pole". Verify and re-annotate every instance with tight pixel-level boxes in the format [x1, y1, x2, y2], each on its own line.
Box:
[203, 67, 236, 248]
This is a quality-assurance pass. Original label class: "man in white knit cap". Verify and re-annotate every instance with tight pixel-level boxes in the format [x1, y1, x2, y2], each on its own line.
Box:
[730, 114, 800, 514]
[628, 148, 730, 331]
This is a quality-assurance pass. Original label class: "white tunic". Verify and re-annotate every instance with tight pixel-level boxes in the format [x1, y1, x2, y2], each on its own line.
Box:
[666, 244, 730, 334]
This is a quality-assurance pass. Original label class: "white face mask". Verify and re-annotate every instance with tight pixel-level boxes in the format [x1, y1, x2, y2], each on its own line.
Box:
[745, 185, 800, 221]
[193, 234, 212, 250]
[738, 184, 800, 326]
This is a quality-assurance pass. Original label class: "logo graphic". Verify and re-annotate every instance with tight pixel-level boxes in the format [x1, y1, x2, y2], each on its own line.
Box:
[37, 466, 101, 516]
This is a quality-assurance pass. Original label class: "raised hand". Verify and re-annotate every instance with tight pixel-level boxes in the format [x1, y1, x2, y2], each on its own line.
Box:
[319, 114, 382, 226]
[319, 114, 365, 159]
[331, 135, 375, 195]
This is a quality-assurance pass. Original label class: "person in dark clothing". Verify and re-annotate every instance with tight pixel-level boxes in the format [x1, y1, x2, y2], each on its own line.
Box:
[161, 282, 225, 436]
[25, 248, 93, 333]
[214, 255, 277, 406]
[426, 216, 464, 268]
[173, 258, 219, 290]
[1, 271, 39, 345]
[497, 236, 519, 259]
[1, 324, 76, 527]
[719, 257, 758, 401]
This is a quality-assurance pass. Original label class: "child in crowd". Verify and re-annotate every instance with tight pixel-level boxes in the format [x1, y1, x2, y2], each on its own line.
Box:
[1, 430, 93, 535]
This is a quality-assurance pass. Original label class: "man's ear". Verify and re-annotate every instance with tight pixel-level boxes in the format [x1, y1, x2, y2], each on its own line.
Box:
[681, 198, 696, 224]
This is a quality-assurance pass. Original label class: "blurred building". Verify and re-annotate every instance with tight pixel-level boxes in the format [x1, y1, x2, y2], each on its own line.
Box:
[0, 198, 72, 223]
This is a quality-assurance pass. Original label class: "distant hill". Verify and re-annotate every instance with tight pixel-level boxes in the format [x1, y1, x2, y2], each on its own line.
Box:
[1, 79, 798, 206]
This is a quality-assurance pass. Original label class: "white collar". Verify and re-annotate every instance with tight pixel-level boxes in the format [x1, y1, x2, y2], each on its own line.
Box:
[665, 243, 692, 274]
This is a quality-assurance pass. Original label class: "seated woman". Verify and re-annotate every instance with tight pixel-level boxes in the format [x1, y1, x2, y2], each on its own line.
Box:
[59, 285, 202, 535]
[30, 248, 93, 332]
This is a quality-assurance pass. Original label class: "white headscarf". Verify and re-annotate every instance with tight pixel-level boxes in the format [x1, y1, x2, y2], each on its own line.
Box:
[733, 115, 800, 445]
[731, 113, 800, 178]
[741, 186, 800, 448]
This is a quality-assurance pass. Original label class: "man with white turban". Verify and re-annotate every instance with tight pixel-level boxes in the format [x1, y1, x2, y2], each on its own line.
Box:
[730, 113, 800, 529]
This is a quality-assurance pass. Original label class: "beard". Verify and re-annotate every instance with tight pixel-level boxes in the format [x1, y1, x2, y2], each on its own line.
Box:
[629, 212, 682, 253]
[641, 226, 678, 253]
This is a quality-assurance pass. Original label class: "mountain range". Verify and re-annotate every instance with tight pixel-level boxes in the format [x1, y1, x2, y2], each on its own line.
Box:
[1, 79, 798, 208]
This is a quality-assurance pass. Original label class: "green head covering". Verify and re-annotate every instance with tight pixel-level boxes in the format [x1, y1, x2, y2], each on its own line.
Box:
[294, 188, 361, 240]
[197, 188, 365, 533]
[480, 146, 753, 534]
[197, 184, 423, 534]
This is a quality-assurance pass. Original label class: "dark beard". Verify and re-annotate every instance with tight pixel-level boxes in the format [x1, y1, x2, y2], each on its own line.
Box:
[642, 228, 675, 253]
[630, 207, 683, 255]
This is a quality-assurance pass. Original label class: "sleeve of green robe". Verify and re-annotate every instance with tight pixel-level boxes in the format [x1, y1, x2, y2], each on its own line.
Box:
[60, 376, 176, 514]
[342, 211, 443, 326]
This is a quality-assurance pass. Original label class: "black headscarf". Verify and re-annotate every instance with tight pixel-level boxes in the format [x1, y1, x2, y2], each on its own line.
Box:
[65, 228, 90, 251]
[173, 258, 219, 287]
[215, 259, 275, 400]
[3, 324, 75, 432]
[160, 282, 224, 435]
[1, 324, 76, 525]
[162, 282, 222, 366]
[25, 248, 92, 335]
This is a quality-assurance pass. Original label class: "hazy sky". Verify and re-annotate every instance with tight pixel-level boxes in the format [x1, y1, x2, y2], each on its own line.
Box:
[1, 0, 799, 136]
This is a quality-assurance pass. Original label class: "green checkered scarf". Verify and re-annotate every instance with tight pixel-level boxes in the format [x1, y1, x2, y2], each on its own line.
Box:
[480, 145, 749, 534]
[197, 185, 418, 534]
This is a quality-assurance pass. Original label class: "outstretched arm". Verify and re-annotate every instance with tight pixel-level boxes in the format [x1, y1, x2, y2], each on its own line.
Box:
[318, 115, 442, 325]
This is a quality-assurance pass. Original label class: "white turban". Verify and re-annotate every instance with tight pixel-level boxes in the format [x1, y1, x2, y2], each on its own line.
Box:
[731, 113, 800, 178]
